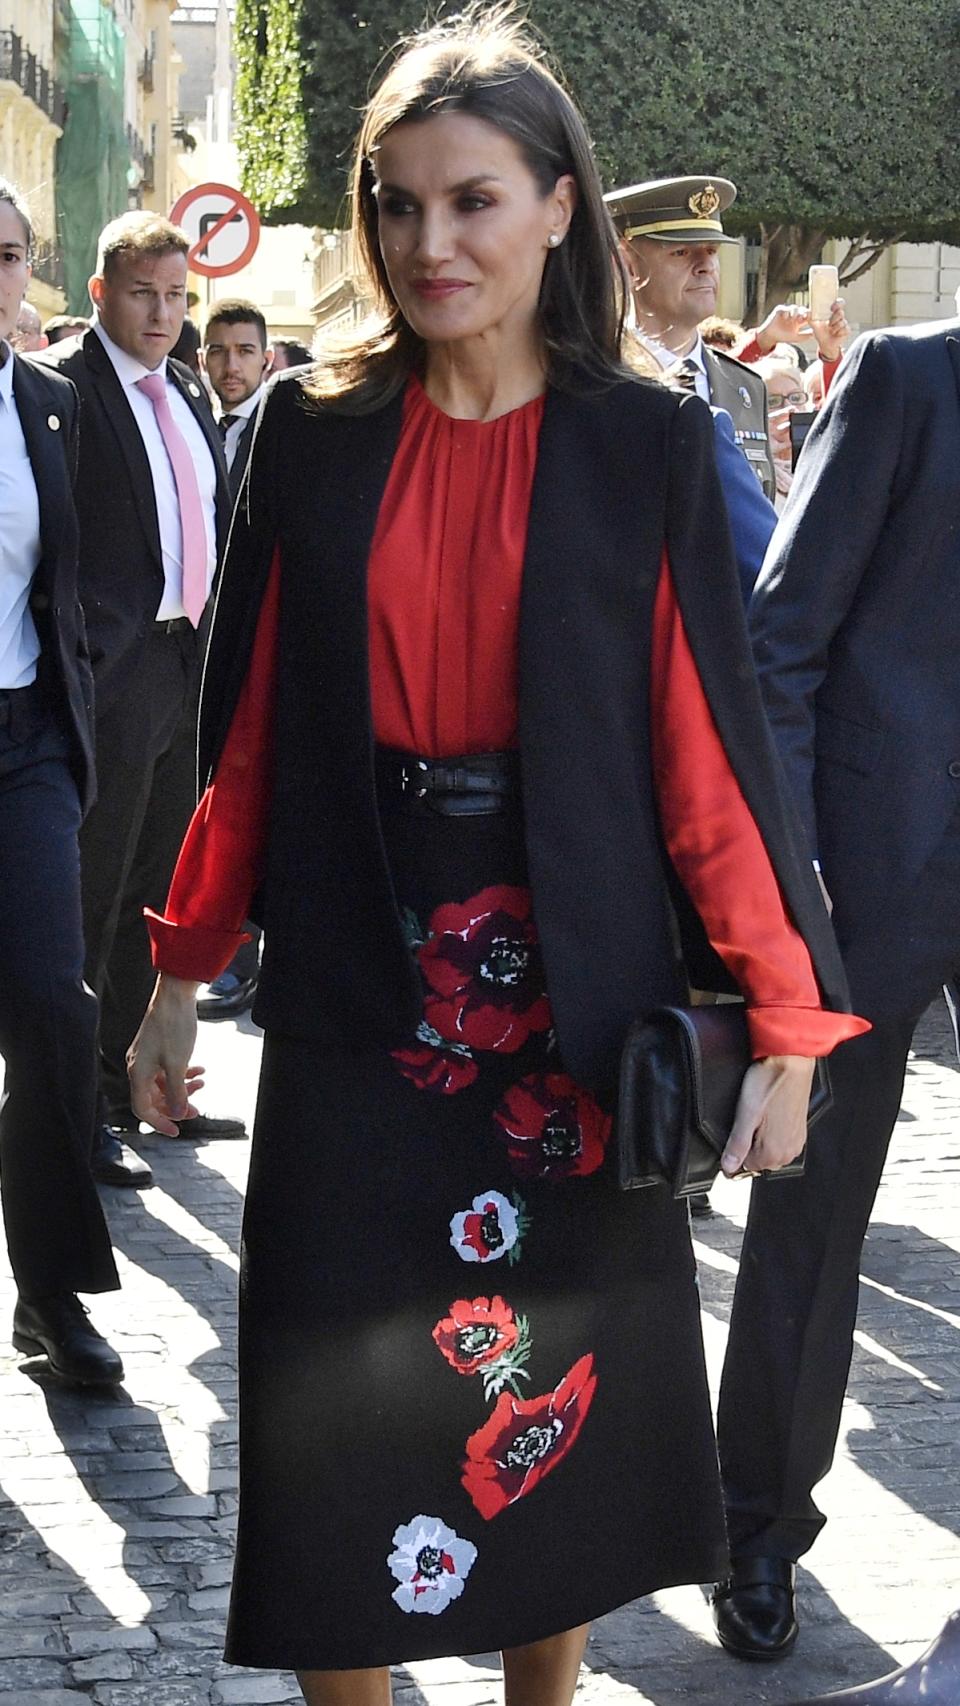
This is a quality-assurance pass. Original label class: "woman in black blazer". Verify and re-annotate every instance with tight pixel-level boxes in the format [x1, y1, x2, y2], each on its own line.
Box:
[0, 178, 121, 1384]
[129, 17, 863, 1702]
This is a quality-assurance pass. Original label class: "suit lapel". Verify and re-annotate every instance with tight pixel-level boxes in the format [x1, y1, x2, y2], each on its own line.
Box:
[83, 330, 164, 569]
[11, 355, 67, 570]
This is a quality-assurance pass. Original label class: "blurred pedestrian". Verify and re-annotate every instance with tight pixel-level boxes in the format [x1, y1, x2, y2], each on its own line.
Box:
[44, 313, 89, 345]
[0, 178, 122, 1383]
[269, 335, 311, 370]
[43, 211, 243, 1187]
[714, 316, 960, 1662]
[196, 296, 273, 1019]
[129, 9, 860, 1698]
[11, 299, 46, 351]
[754, 354, 807, 507]
[606, 175, 775, 497]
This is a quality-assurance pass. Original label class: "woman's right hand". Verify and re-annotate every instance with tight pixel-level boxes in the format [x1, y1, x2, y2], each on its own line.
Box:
[127, 974, 205, 1136]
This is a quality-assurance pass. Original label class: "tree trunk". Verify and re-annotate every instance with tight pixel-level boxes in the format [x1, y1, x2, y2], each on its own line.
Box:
[745, 224, 900, 324]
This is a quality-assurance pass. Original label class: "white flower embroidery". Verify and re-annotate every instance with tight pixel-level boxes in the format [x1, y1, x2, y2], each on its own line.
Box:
[388, 1514, 477, 1615]
[449, 1190, 521, 1264]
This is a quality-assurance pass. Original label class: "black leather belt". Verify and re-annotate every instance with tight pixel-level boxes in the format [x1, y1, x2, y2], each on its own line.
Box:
[0, 679, 46, 735]
[153, 616, 194, 634]
[374, 748, 521, 816]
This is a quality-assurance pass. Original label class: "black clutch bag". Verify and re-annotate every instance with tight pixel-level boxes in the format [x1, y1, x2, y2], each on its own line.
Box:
[616, 1004, 832, 1197]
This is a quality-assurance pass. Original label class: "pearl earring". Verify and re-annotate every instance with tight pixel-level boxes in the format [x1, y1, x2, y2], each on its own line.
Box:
[547, 233, 561, 248]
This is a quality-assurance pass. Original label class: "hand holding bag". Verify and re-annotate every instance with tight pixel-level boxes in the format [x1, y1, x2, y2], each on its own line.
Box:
[616, 1004, 832, 1197]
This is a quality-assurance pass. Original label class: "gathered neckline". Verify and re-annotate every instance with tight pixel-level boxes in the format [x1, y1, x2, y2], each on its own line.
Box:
[407, 372, 546, 427]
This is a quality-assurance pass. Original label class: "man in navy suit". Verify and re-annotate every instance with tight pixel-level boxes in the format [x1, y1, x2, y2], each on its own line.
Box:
[0, 178, 121, 1382]
[44, 213, 244, 1187]
[195, 297, 273, 1019]
[713, 320, 960, 1661]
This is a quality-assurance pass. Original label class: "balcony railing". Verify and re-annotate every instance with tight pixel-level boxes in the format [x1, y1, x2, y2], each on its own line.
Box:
[141, 152, 155, 192]
[138, 50, 154, 91]
[0, 29, 65, 125]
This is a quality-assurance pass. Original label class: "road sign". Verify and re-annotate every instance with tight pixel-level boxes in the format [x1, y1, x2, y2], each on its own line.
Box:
[169, 182, 260, 279]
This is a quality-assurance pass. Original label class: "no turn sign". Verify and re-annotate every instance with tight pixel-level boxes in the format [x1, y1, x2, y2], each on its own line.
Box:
[169, 182, 261, 279]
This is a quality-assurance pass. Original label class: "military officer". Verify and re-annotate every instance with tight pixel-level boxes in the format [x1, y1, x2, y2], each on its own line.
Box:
[605, 174, 775, 499]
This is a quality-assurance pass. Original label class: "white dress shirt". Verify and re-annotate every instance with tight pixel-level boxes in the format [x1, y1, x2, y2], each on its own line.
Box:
[220, 383, 264, 473]
[637, 330, 711, 404]
[93, 321, 217, 621]
[0, 341, 42, 689]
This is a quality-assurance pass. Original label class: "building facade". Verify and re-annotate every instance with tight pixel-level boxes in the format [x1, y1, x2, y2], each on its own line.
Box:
[0, 0, 66, 315]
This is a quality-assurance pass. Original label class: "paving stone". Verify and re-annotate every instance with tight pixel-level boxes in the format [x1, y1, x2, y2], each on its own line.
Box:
[92, 1687, 211, 1706]
[155, 1623, 226, 1651]
[210, 1677, 300, 1704]
[62, 1628, 157, 1658]
[0, 1693, 88, 1706]
[0, 1663, 69, 1693]
[68, 1653, 136, 1683]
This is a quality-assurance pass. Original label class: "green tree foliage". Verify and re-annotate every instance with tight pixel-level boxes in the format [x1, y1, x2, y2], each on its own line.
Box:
[236, 0, 960, 311]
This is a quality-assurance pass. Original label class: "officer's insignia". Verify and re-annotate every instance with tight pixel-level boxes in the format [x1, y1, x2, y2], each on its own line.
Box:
[688, 184, 720, 220]
[188, 383, 201, 397]
[738, 385, 753, 408]
[47, 413, 61, 430]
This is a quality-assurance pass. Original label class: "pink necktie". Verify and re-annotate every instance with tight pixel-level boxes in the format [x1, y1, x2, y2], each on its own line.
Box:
[136, 371, 208, 627]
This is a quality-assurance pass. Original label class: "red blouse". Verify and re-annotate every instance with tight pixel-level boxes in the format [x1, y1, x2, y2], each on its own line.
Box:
[148, 377, 866, 1060]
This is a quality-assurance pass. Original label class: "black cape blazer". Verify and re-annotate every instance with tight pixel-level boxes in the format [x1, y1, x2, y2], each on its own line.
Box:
[12, 353, 96, 815]
[200, 368, 852, 1090]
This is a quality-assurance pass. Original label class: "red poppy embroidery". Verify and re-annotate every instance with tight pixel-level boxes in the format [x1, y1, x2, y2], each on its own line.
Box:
[462, 1354, 597, 1519]
[391, 1022, 479, 1095]
[419, 886, 552, 1053]
[431, 1296, 533, 1398]
[493, 1074, 611, 1179]
[433, 1296, 519, 1375]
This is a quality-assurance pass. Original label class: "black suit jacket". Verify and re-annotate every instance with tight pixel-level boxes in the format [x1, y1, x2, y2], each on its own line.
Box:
[228, 413, 256, 502]
[13, 353, 96, 814]
[200, 369, 851, 1089]
[749, 319, 960, 939]
[41, 329, 231, 714]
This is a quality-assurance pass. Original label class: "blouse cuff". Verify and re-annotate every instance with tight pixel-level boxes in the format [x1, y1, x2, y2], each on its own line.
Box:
[145, 909, 251, 983]
[746, 1004, 871, 1060]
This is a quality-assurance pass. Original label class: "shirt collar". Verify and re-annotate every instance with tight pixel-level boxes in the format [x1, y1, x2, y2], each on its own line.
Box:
[0, 339, 14, 405]
[93, 317, 168, 390]
[638, 330, 706, 374]
[222, 382, 264, 424]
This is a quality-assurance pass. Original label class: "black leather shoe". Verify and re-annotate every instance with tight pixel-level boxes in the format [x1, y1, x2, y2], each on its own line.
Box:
[13, 1293, 124, 1385]
[789, 1609, 960, 1703]
[91, 1126, 153, 1188]
[688, 1192, 714, 1218]
[196, 971, 258, 1020]
[174, 1110, 247, 1141]
[713, 1555, 798, 1661]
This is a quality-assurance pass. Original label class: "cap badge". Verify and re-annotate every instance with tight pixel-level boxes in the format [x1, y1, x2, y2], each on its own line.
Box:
[738, 385, 753, 408]
[689, 184, 721, 220]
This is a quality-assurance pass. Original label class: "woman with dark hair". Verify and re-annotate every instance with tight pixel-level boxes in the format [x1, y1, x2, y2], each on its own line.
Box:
[129, 10, 864, 1700]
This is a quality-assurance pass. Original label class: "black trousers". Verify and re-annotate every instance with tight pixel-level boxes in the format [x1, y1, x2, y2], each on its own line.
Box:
[718, 802, 960, 1561]
[0, 697, 118, 1299]
[80, 626, 200, 1125]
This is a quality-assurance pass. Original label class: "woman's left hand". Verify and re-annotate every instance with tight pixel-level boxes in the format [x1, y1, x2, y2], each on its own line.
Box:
[720, 1054, 817, 1178]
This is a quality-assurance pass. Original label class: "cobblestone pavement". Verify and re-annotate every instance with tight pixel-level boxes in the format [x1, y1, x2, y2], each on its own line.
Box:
[2, 1002, 959, 1706]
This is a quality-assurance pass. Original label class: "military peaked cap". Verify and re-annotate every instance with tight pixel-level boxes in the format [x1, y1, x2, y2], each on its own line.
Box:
[604, 174, 738, 243]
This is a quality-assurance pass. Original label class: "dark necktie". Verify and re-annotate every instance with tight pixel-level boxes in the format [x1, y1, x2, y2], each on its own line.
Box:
[672, 357, 701, 394]
[218, 413, 239, 441]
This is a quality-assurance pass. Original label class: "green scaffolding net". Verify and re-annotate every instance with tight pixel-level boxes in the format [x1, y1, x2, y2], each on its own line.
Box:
[55, 0, 130, 312]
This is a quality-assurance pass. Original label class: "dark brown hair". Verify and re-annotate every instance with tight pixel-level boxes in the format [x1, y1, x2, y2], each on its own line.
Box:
[0, 178, 34, 260]
[307, 5, 631, 410]
[96, 212, 189, 280]
[205, 297, 269, 348]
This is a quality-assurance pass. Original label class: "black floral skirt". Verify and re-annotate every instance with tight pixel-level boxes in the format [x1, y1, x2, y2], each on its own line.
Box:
[225, 790, 727, 1671]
